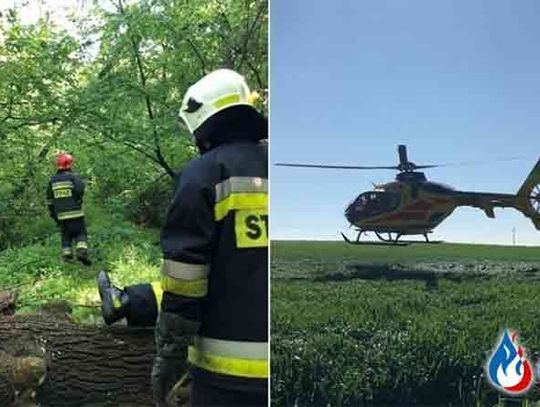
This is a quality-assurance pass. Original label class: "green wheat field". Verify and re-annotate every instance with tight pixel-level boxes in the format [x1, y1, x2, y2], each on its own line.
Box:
[271, 241, 540, 406]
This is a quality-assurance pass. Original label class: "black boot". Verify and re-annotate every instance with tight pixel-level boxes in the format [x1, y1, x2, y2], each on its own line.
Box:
[124, 283, 159, 327]
[97, 270, 129, 325]
[61, 247, 73, 261]
[76, 246, 92, 266]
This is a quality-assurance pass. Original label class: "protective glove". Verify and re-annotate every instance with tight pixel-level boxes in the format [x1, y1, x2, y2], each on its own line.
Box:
[166, 373, 192, 407]
[151, 311, 200, 407]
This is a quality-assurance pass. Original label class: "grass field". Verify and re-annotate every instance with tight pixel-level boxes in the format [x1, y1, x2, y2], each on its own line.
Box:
[271, 241, 540, 406]
[0, 203, 161, 323]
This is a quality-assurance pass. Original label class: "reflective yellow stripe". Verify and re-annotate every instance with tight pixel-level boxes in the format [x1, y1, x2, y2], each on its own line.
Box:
[57, 210, 84, 220]
[62, 248, 72, 255]
[53, 189, 72, 198]
[75, 241, 88, 249]
[160, 274, 207, 298]
[214, 193, 267, 221]
[161, 259, 209, 280]
[213, 93, 240, 109]
[151, 282, 163, 310]
[194, 336, 268, 359]
[52, 181, 73, 190]
[112, 296, 122, 309]
[215, 177, 267, 202]
[188, 346, 268, 379]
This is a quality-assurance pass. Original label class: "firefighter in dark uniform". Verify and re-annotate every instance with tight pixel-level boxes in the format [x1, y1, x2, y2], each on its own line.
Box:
[97, 69, 268, 406]
[47, 152, 91, 265]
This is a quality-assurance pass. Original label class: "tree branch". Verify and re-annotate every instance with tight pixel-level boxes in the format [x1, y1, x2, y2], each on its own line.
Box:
[237, 1, 267, 69]
[9, 116, 59, 130]
[245, 57, 264, 89]
[186, 37, 207, 76]
[118, 0, 175, 179]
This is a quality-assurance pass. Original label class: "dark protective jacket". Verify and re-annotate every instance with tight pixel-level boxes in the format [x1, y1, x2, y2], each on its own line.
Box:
[160, 106, 268, 393]
[47, 170, 85, 221]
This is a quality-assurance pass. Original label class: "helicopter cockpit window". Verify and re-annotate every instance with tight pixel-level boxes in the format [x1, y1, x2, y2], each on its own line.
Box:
[350, 191, 400, 217]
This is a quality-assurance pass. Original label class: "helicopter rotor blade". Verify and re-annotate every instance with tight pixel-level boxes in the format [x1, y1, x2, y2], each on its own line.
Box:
[414, 164, 442, 169]
[274, 163, 399, 170]
[434, 155, 532, 168]
[275, 154, 533, 172]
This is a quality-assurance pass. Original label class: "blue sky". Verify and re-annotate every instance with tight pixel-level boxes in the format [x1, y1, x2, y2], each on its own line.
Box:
[270, 0, 540, 245]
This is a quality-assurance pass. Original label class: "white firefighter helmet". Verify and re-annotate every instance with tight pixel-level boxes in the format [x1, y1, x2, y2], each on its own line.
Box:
[180, 69, 255, 134]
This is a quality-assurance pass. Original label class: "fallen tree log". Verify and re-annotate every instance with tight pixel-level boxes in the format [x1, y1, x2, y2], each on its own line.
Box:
[0, 313, 170, 406]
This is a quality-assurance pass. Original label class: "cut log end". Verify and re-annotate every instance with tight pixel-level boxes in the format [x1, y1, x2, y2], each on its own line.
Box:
[0, 291, 18, 316]
[0, 314, 158, 406]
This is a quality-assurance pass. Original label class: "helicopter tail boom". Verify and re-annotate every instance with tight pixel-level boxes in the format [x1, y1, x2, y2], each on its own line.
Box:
[455, 158, 540, 230]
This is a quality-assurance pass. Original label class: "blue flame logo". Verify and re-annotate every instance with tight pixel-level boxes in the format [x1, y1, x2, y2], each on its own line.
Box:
[486, 329, 533, 394]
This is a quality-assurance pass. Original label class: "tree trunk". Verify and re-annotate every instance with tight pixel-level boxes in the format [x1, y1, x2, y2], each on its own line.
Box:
[0, 314, 157, 406]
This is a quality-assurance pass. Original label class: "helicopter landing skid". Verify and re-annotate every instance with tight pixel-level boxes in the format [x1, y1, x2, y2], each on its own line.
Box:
[391, 239, 443, 245]
[340, 232, 411, 246]
[341, 231, 443, 246]
[375, 232, 443, 245]
[400, 240, 444, 244]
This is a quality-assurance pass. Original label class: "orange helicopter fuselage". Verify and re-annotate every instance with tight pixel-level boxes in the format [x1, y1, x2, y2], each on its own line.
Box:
[345, 177, 520, 235]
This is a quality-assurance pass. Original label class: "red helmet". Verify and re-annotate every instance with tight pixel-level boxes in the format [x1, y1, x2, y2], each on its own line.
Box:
[56, 152, 74, 170]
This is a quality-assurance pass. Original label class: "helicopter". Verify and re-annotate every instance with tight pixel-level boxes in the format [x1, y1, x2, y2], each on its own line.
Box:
[276, 145, 540, 245]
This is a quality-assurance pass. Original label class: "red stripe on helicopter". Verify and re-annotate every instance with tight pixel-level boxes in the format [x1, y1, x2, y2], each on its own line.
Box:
[430, 197, 451, 204]
[384, 211, 427, 221]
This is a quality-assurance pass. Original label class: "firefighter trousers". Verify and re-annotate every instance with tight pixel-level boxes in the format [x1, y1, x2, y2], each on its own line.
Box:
[59, 217, 89, 262]
[190, 379, 268, 406]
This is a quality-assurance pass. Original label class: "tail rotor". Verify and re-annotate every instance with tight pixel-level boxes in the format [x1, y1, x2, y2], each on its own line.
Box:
[517, 159, 540, 230]
[528, 184, 540, 213]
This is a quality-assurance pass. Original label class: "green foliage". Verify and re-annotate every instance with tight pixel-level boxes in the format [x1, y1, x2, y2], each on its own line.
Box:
[125, 173, 174, 227]
[0, 0, 267, 326]
[271, 241, 540, 406]
[0, 0, 267, 248]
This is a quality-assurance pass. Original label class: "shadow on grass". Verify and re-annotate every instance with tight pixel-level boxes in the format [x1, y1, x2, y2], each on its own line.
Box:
[313, 264, 494, 290]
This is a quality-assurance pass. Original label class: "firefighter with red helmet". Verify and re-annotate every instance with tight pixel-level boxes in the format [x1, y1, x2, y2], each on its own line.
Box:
[47, 152, 91, 265]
